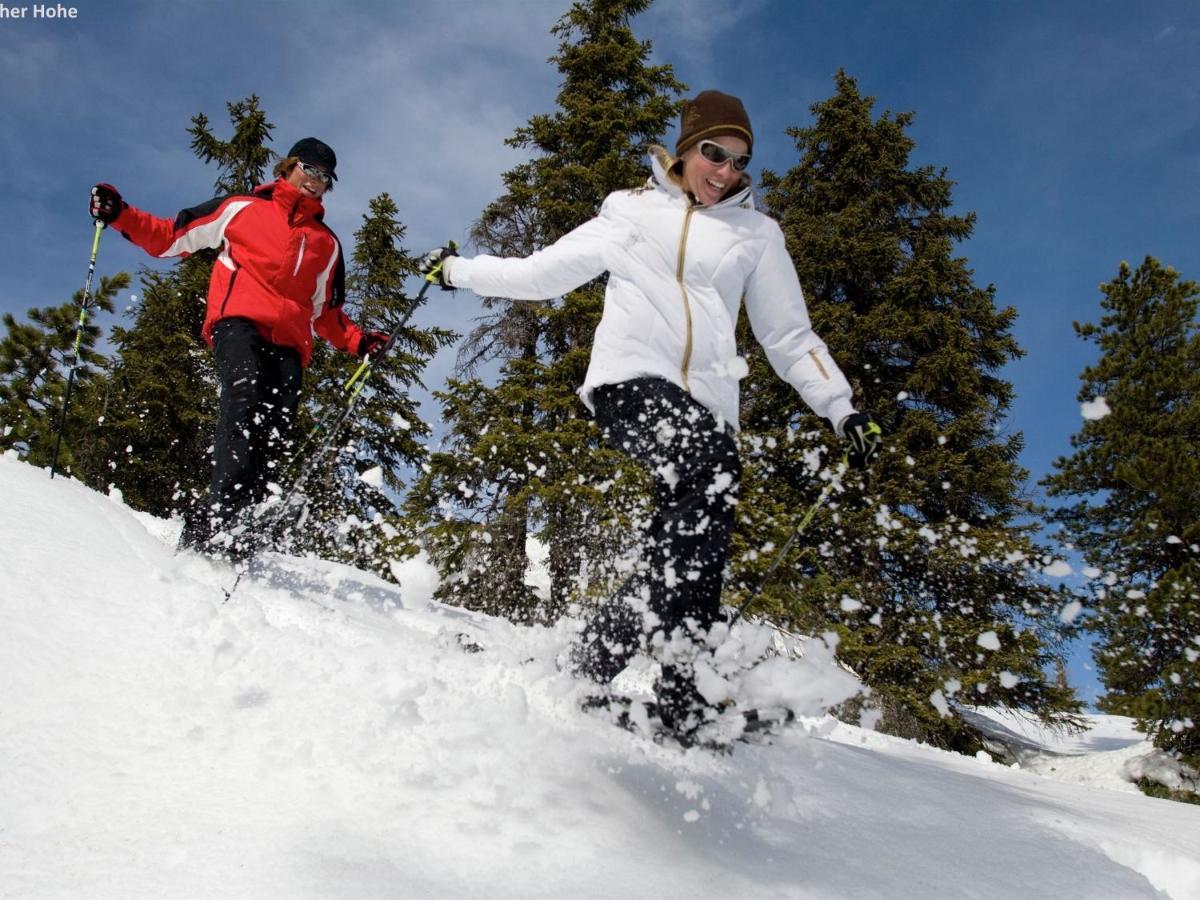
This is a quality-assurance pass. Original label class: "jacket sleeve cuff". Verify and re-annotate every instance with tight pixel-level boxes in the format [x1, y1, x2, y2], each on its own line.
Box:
[830, 404, 860, 437]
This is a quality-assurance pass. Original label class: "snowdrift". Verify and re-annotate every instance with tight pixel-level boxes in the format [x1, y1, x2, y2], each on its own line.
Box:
[2, 452, 1198, 898]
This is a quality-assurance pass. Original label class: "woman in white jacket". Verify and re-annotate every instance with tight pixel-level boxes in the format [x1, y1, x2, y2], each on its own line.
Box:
[421, 91, 881, 736]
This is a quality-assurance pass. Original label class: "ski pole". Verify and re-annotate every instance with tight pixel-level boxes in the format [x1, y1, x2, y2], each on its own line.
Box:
[287, 277, 437, 472]
[290, 241, 456, 465]
[727, 454, 846, 628]
[279, 277, 434, 503]
[222, 252, 451, 601]
[50, 219, 105, 479]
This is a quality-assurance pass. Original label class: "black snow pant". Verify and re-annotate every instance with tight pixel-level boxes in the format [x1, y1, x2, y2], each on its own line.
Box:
[571, 377, 742, 702]
[181, 317, 302, 555]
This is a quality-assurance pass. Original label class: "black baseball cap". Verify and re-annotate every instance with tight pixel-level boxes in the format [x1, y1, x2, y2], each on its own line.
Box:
[287, 137, 337, 181]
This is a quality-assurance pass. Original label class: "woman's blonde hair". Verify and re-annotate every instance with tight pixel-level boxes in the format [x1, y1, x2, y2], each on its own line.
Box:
[273, 156, 297, 179]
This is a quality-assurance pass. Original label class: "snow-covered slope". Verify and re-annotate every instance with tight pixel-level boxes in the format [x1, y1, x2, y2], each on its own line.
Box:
[2, 453, 1198, 899]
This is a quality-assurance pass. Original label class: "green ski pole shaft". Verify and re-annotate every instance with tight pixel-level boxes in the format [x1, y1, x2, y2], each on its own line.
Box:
[727, 455, 845, 628]
[292, 272, 437, 464]
[51, 219, 105, 479]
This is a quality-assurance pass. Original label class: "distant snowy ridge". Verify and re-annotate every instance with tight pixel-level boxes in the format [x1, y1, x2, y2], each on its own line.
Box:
[2, 452, 1198, 899]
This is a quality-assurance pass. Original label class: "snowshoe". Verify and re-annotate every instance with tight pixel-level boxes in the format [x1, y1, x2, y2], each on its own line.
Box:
[582, 692, 795, 752]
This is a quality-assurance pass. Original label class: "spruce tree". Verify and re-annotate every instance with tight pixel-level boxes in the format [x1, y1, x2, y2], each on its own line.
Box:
[1043, 257, 1199, 767]
[403, 0, 684, 622]
[0, 272, 128, 475]
[284, 194, 456, 575]
[736, 71, 1080, 750]
[93, 97, 273, 516]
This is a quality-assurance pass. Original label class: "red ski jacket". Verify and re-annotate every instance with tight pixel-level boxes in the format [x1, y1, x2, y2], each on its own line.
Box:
[112, 178, 364, 366]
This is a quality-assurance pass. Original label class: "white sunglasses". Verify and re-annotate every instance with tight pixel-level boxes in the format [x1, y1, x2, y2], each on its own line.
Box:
[697, 139, 752, 172]
[297, 161, 333, 186]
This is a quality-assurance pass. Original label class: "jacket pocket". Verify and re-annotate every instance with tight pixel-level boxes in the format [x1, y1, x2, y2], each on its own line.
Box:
[275, 227, 327, 305]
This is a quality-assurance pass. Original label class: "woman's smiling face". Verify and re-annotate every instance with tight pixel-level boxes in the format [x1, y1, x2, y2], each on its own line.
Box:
[681, 135, 750, 206]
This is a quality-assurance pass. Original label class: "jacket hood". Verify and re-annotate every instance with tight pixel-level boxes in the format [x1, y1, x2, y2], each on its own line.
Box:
[647, 144, 753, 209]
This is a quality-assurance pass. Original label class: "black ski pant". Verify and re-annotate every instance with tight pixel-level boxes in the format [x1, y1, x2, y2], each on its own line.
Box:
[182, 317, 302, 551]
[573, 377, 741, 685]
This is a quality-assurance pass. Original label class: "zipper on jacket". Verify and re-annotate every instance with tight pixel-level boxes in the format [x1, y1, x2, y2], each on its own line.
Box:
[809, 348, 831, 379]
[218, 269, 239, 318]
[676, 205, 697, 391]
[292, 234, 307, 277]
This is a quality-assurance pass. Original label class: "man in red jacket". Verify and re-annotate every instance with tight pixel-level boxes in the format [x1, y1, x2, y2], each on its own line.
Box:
[91, 138, 386, 559]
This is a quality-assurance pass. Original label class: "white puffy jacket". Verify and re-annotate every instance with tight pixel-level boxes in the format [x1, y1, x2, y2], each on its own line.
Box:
[445, 149, 857, 432]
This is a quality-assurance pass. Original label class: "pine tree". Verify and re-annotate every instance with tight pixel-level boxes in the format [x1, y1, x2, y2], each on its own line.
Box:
[402, 0, 684, 622]
[736, 71, 1080, 750]
[91, 97, 273, 516]
[0, 271, 129, 474]
[284, 194, 456, 575]
[1043, 257, 1199, 767]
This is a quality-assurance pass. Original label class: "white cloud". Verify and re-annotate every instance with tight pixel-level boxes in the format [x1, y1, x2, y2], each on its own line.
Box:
[269, 3, 561, 253]
[0, 36, 60, 87]
[642, 0, 770, 70]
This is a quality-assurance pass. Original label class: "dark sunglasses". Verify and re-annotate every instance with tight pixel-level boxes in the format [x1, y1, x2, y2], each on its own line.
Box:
[297, 161, 333, 186]
[697, 139, 751, 172]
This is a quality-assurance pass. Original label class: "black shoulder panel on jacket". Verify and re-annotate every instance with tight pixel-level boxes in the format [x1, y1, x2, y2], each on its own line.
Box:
[172, 191, 260, 231]
[330, 235, 347, 308]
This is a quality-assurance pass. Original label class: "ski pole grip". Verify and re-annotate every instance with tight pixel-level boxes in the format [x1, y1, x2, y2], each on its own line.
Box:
[423, 239, 458, 285]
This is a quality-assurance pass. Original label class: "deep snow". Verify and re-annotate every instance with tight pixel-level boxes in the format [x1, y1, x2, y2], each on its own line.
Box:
[2, 452, 1198, 899]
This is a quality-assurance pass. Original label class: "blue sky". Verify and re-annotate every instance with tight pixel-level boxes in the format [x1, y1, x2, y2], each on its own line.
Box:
[3, 0, 1197, 703]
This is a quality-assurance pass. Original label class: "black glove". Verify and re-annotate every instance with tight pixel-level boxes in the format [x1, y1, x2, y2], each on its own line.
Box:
[841, 413, 883, 470]
[90, 183, 125, 224]
[418, 244, 458, 290]
[357, 330, 388, 359]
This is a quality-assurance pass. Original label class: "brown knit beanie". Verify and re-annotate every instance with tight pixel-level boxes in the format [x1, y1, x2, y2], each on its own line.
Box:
[675, 90, 754, 157]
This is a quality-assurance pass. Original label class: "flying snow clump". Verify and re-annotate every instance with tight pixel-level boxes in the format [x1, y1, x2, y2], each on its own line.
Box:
[1081, 396, 1111, 420]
